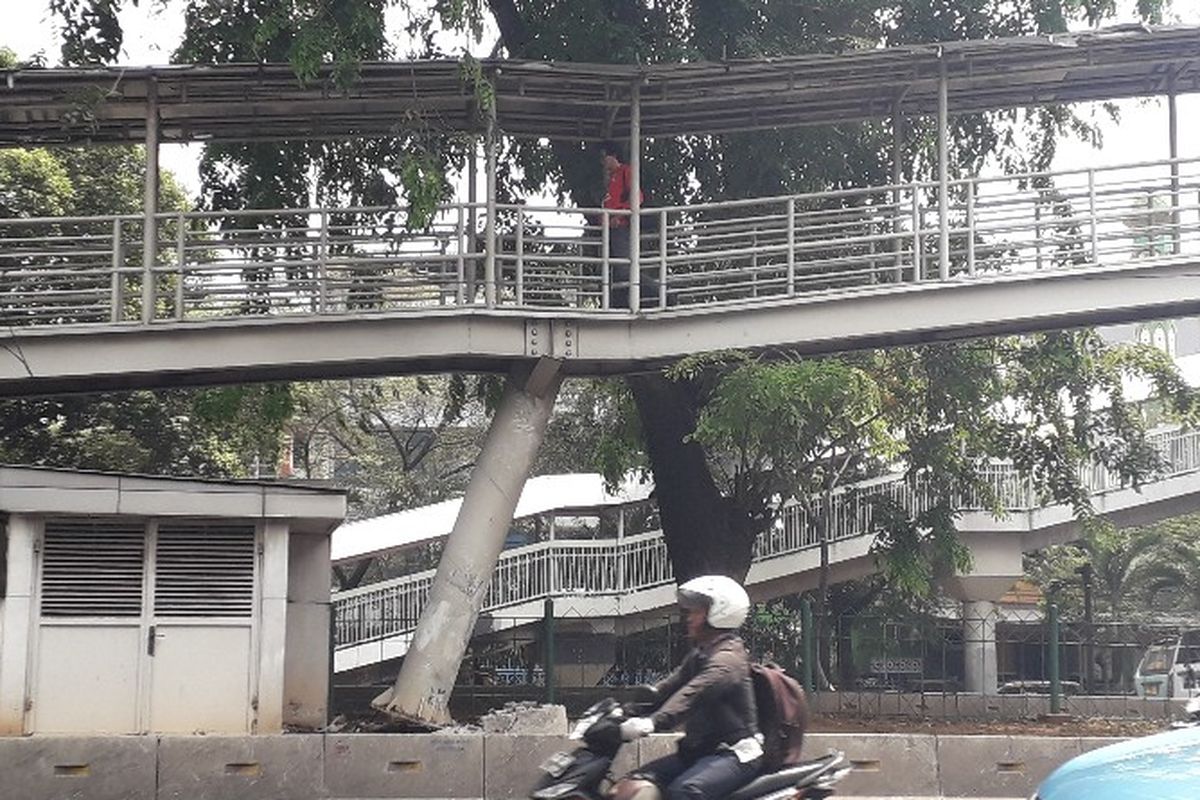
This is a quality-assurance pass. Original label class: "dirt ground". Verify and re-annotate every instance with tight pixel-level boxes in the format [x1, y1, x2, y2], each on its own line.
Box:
[809, 715, 1170, 737]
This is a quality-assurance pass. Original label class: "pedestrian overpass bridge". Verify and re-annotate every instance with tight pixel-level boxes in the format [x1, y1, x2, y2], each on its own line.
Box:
[2, 154, 1200, 396]
[332, 426, 1200, 674]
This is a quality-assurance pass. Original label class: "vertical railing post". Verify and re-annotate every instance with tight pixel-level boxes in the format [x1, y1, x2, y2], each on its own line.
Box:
[965, 181, 976, 276]
[787, 197, 796, 296]
[110, 218, 124, 323]
[910, 187, 922, 281]
[629, 81, 642, 313]
[175, 212, 186, 320]
[542, 597, 556, 704]
[892, 103, 905, 282]
[658, 210, 668, 309]
[937, 56, 950, 281]
[515, 207, 525, 306]
[141, 76, 160, 324]
[601, 211, 611, 310]
[801, 596, 815, 694]
[317, 209, 329, 312]
[455, 205, 466, 305]
[1048, 601, 1062, 714]
[484, 109, 498, 308]
[1169, 73, 1181, 255]
[750, 227, 759, 297]
[1088, 169, 1099, 265]
[1034, 193, 1044, 270]
[467, 139, 478, 303]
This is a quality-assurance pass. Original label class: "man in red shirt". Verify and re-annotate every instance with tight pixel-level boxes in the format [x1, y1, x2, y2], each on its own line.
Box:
[600, 140, 641, 308]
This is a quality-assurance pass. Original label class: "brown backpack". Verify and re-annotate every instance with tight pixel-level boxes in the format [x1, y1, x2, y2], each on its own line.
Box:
[750, 662, 810, 770]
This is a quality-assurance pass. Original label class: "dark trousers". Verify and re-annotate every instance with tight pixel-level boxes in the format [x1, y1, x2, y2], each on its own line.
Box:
[608, 226, 661, 310]
[609, 226, 632, 309]
[635, 750, 760, 800]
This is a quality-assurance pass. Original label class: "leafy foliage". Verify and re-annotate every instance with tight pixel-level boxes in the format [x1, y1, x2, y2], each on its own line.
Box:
[0, 144, 293, 476]
[1029, 513, 1200, 620]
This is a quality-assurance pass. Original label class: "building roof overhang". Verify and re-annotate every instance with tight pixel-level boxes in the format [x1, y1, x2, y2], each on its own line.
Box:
[2, 24, 1199, 146]
[0, 465, 348, 535]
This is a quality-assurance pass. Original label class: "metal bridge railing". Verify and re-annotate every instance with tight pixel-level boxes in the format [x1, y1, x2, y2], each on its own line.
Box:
[332, 426, 1200, 652]
[3, 156, 1200, 326]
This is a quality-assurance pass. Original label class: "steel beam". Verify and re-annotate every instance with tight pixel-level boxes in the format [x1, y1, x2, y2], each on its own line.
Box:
[0, 259, 1199, 396]
[373, 360, 562, 726]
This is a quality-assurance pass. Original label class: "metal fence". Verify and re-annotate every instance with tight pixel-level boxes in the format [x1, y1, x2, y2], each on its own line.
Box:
[333, 426, 1200, 654]
[3, 155, 1200, 324]
[335, 606, 1199, 723]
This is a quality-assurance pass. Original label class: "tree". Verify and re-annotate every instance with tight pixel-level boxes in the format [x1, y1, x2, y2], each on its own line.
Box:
[0, 141, 294, 476]
[46, 0, 1185, 583]
[1030, 513, 1200, 621]
[287, 376, 488, 517]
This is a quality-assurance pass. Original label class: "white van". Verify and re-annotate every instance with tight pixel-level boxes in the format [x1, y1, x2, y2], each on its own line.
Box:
[1134, 630, 1200, 698]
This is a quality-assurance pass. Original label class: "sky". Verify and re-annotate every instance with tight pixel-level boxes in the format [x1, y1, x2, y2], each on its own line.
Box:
[7, 1, 1200, 198]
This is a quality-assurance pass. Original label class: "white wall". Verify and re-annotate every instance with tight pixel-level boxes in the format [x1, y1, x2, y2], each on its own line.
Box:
[285, 532, 332, 729]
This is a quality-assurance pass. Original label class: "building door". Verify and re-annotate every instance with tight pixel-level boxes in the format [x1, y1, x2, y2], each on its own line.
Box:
[29, 519, 258, 734]
[147, 523, 257, 733]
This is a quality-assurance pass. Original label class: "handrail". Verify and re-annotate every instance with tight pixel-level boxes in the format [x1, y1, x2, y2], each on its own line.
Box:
[332, 426, 1200, 652]
[4, 153, 1200, 325]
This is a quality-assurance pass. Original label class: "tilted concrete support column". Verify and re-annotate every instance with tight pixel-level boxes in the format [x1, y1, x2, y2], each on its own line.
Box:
[962, 599, 998, 695]
[375, 359, 563, 725]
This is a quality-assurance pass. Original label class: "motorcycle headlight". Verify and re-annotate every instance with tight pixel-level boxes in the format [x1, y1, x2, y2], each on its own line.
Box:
[531, 782, 577, 800]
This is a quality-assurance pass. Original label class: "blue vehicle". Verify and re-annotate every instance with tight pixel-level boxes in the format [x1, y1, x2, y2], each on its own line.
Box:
[1033, 699, 1200, 800]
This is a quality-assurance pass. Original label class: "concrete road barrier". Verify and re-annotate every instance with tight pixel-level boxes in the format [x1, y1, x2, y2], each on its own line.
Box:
[0, 735, 157, 800]
[0, 731, 1124, 799]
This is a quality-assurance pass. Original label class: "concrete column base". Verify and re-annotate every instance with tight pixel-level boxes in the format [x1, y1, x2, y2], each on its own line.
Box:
[963, 598, 999, 695]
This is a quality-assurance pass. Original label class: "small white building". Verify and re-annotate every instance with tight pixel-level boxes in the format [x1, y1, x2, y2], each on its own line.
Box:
[0, 466, 346, 735]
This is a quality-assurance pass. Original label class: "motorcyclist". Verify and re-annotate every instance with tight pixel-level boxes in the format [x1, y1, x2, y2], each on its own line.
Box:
[612, 575, 762, 800]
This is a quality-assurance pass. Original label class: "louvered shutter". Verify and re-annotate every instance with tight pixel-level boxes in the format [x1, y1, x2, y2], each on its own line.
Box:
[40, 520, 145, 617]
[154, 524, 255, 618]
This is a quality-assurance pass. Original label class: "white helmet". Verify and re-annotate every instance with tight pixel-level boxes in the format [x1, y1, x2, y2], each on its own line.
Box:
[677, 575, 750, 629]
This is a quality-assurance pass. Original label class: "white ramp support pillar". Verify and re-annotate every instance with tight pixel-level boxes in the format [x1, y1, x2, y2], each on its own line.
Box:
[962, 598, 998, 695]
[375, 359, 564, 726]
[943, 532, 1023, 696]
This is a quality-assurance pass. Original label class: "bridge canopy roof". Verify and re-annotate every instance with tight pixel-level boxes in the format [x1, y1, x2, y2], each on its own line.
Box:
[2, 24, 1199, 146]
[330, 472, 652, 564]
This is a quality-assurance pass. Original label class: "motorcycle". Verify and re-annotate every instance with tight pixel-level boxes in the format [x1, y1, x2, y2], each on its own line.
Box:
[1170, 696, 1200, 729]
[530, 698, 849, 800]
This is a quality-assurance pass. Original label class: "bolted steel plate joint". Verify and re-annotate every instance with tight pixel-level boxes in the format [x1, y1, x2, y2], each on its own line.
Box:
[525, 320, 576, 359]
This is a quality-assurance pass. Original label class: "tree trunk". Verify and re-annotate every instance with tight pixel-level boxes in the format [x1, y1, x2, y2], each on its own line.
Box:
[484, 3, 755, 585]
[627, 373, 756, 581]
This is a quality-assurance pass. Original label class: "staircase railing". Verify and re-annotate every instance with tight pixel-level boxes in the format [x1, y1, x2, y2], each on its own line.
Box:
[333, 426, 1200, 651]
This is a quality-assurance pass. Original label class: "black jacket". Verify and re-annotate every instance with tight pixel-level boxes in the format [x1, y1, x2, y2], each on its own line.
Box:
[649, 631, 759, 758]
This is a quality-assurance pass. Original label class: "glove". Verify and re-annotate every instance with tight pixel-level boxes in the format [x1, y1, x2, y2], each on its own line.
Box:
[619, 716, 655, 741]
